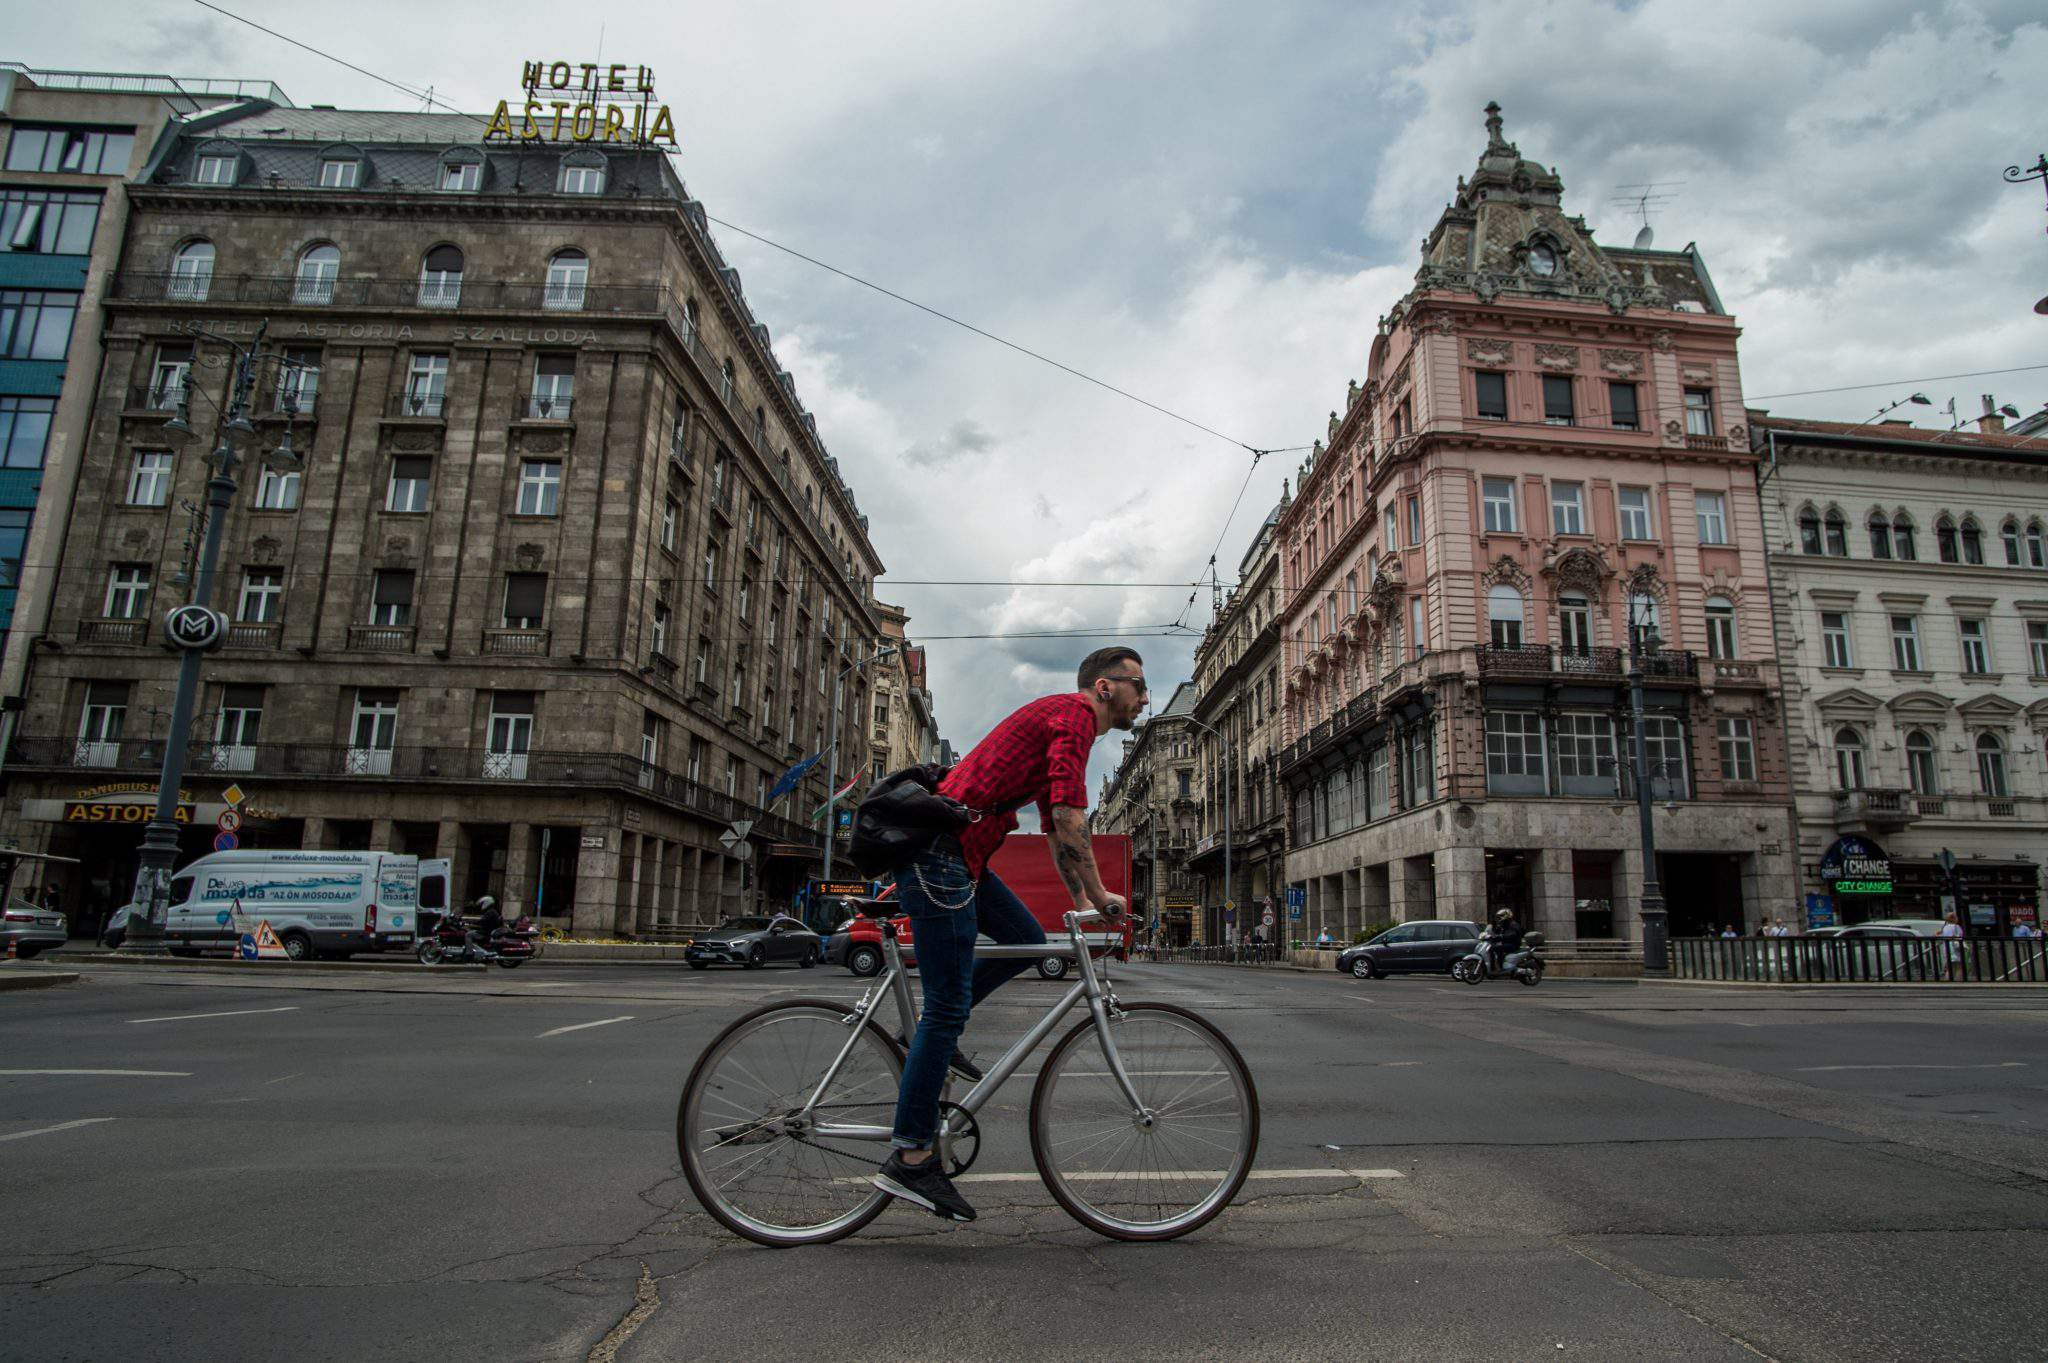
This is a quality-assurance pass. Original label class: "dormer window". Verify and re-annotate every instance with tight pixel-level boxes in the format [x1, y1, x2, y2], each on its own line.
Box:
[194, 154, 237, 186]
[318, 158, 362, 189]
[441, 160, 481, 192]
[559, 154, 605, 195]
[1527, 243, 1558, 277]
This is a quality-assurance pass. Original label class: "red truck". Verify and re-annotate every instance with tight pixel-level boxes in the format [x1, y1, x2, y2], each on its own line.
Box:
[822, 833, 1133, 980]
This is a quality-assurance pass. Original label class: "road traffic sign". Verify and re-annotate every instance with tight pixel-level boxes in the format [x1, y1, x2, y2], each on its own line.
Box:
[221, 783, 244, 807]
[214, 831, 239, 851]
[719, 820, 755, 852]
[217, 808, 242, 833]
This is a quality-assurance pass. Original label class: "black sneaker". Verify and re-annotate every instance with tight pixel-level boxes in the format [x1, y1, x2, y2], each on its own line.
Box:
[873, 1151, 977, 1222]
[894, 1033, 983, 1081]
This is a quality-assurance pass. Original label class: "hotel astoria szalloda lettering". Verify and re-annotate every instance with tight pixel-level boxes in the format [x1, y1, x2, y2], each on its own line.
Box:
[482, 60, 679, 148]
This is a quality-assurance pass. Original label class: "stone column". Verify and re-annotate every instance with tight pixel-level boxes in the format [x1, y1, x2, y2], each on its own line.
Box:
[1362, 862, 1390, 929]
[571, 828, 619, 938]
[504, 823, 534, 917]
[1435, 845, 1486, 917]
[1531, 846, 1575, 945]
[1342, 866, 1361, 940]
[1615, 847, 1645, 944]
[685, 845, 706, 927]
[370, 817, 395, 852]
[301, 816, 328, 851]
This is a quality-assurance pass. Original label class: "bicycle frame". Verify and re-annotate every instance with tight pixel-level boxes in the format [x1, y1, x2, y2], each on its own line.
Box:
[798, 911, 1150, 1152]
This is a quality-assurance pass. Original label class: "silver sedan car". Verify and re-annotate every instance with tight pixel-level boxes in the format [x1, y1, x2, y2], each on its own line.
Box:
[2, 897, 68, 959]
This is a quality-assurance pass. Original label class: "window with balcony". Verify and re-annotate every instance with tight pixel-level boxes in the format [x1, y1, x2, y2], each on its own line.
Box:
[1705, 596, 1737, 660]
[1959, 617, 1991, 675]
[1890, 615, 1922, 671]
[1550, 481, 1584, 535]
[294, 243, 340, 304]
[1833, 727, 1866, 790]
[1695, 490, 1728, 545]
[212, 684, 263, 771]
[168, 241, 214, 301]
[1907, 729, 1939, 795]
[720, 358, 736, 406]
[370, 570, 414, 626]
[487, 693, 534, 779]
[1473, 370, 1507, 420]
[1824, 510, 1848, 556]
[238, 567, 283, 623]
[1482, 477, 1517, 533]
[77, 680, 127, 767]
[1629, 592, 1661, 653]
[1977, 733, 2009, 797]
[103, 563, 150, 619]
[386, 456, 432, 513]
[254, 464, 300, 511]
[703, 537, 720, 589]
[148, 343, 193, 411]
[529, 354, 575, 418]
[1609, 381, 1639, 431]
[1556, 592, 1591, 657]
[1541, 375, 1575, 426]
[404, 352, 448, 416]
[0, 289, 77, 360]
[1821, 611, 1853, 668]
[693, 637, 710, 688]
[739, 575, 753, 621]
[418, 244, 463, 307]
[318, 158, 361, 189]
[544, 249, 588, 310]
[1684, 388, 1714, 436]
[2031, 620, 2048, 677]
[641, 711, 662, 770]
[517, 460, 561, 516]
[276, 347, 320, 413]
[1716, 717, 1756, 783]
[1487, 586, 1524, 649]
[649, 602, 670, 660]
[1618, 487, 1653, 540]
[1485, 710, 1545, 792]
[682, 297, 700, 347]
[661, 497, 679, 552]
[502, 573, 547, 629]
[128, 450, 172, 507]
[348, 690, 399, 774]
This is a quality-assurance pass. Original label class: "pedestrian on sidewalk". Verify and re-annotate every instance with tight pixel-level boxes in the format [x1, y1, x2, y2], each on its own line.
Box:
[1940, 911, 1966, 978]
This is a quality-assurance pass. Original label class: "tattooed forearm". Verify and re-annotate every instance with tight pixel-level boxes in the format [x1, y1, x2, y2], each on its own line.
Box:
[1049, 807, 1107, 908]
[1053, 836, 1090, 900]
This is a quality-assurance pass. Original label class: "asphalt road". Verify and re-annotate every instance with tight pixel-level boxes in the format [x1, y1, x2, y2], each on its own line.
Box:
[2, 957, 2046, 1362]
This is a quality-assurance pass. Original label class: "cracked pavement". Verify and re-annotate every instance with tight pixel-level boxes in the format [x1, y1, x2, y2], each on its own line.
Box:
[3, 960, 2046, 1361]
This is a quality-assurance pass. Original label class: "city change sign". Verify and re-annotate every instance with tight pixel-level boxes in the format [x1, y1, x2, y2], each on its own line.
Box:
[1819, 834, 1892, 896]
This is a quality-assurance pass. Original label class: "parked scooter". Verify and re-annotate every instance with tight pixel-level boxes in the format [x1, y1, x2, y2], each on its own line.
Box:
[1451, 929, 1544, 986]
[416, 905, 539, 968]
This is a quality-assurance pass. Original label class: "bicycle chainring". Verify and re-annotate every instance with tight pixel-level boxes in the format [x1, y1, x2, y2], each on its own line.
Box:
[937, 1102, 981, 1176]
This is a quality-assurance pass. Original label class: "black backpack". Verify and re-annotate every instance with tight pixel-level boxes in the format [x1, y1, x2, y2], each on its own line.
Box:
[846, 763, 972, 877]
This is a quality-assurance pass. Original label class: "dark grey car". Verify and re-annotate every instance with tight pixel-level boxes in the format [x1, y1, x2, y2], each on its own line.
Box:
[685, 914, 823, 970]
[1336, 920, 1481, 979]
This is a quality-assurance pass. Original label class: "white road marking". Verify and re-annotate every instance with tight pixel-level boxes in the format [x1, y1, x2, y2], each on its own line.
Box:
[127, 1006, 300, 1025]
[1010, 1070, 1224, 1081]
[860, 1168, 1404, 1185]
[524, 982, 580, 988]
[1796, 1061, 2025, 1073]
[0, 1117, 114, 1143]
[538, 1015, 635, 1037]
[0, 1069, 190, 1077]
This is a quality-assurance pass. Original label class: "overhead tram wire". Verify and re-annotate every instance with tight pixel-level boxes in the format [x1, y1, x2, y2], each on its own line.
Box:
[190, 1, 464, 113]
[1750, 364, 2048, 402]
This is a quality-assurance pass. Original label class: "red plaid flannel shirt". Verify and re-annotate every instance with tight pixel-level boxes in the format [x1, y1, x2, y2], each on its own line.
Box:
[938, 692, 1098, 878]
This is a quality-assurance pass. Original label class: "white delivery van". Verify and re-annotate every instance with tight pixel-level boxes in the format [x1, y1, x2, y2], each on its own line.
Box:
[161, 851, 448, 959]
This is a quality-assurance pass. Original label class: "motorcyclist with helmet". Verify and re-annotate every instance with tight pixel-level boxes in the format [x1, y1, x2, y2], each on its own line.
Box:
[464, 895, 504, 961]
[1488, 908, 1523, 976]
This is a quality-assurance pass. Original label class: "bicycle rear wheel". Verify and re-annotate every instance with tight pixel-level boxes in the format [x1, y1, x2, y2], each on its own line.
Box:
[678, 998, 901, 1247]
[1028, 1001, 1258, 1241]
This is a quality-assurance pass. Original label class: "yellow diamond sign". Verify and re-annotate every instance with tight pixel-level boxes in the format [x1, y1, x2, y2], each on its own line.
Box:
[222, 784, 245, 807]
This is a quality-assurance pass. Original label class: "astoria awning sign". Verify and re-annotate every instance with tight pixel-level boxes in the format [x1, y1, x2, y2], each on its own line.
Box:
[483, 61, 678, 147]
[1820, 834, 1893, 896]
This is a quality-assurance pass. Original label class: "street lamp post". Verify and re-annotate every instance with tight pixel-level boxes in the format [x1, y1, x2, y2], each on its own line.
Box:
[123, 321, 308, 954]
[820, 642, 896, 881]
[1184, 715, 1233, 945]
[1626, 595, 1669, 974]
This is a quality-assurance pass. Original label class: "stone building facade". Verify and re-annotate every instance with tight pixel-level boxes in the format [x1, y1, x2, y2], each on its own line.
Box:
[1095, 680, 1201, 945]
[1278, 104, 1797, 946]
[1758, 408, 2048, 932]
[869, 600, 944, 781]
[0, 103, 890, 938]
[1185, 494, 1288, 942]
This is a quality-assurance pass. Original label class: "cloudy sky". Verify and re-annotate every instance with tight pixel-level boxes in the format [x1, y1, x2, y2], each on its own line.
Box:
[16, 0, 2048, 796]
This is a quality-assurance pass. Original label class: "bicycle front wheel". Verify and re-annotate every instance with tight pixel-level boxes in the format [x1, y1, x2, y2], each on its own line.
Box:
[678, 999, 902, 1247]
[1028, 1001, 1258, 1241]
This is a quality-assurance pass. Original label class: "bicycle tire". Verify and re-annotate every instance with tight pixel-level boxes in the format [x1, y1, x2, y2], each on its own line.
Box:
[1028, 1001, 1258, 1242]
[678, 998, 902, 1248]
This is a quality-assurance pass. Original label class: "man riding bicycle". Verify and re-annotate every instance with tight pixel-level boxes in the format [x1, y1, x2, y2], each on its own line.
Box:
[872, 646, 1143, 1223]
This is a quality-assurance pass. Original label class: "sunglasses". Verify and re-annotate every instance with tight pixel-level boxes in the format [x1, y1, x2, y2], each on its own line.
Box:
[1105, 674, 1149, 694]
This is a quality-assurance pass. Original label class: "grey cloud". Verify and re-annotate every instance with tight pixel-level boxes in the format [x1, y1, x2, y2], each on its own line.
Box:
[901, 418, 998, 468]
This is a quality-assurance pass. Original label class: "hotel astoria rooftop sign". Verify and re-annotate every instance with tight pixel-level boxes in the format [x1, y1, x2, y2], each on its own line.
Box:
[482, 61, 678, 148]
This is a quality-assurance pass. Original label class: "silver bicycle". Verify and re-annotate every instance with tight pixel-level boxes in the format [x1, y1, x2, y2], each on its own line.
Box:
[677, 902, 1259, 1247]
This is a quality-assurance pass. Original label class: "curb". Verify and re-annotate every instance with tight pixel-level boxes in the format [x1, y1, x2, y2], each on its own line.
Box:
[0, 969, 82, 991]
[51, 952, 435, 975]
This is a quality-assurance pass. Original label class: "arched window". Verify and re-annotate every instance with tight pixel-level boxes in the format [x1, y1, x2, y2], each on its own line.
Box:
[544, 248, 587, 311]
[1629, 591, 1661, 653]
[720, 358, 736, 405]
[293, 243, 339, 305]
[1960, 516, 1984, 565]
[1797, 507, 1822, 555]
[168, 239, 214, 301]
[418, 244, 463, 308]
[1936, 514, 1959, 563]
[1833, 727, 1866, 791]
[2029, 519, 2047, 570]
[1557, 591, 1592, 657]
[753, 405, 766, 446]
[1704, 595, 1737, 660]
[2002, 519, 2022, 565]
[1869, 513, 1893, 559]
[1893, 514, 1917, 561]
[1486, 586, 1524, 649]
[1977, 734, 2008, 797]
[1824, 509, 1848, 556]
[1906, 730, 1939, 795]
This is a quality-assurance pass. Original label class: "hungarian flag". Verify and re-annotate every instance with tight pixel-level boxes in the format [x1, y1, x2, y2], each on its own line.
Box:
[811, 773, 861, 823]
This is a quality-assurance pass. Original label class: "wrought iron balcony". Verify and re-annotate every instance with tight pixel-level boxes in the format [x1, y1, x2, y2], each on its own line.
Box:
[1832, 786, 1919, 831]
[109, 272, 667, 315]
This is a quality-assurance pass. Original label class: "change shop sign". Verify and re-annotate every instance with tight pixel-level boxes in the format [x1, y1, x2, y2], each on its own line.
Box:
[1819, 834, 1893, 897]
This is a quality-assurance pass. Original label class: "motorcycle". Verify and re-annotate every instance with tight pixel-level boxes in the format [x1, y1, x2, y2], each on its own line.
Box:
[1451, 929, 1544, 986]
[416, 908, 539, 968]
